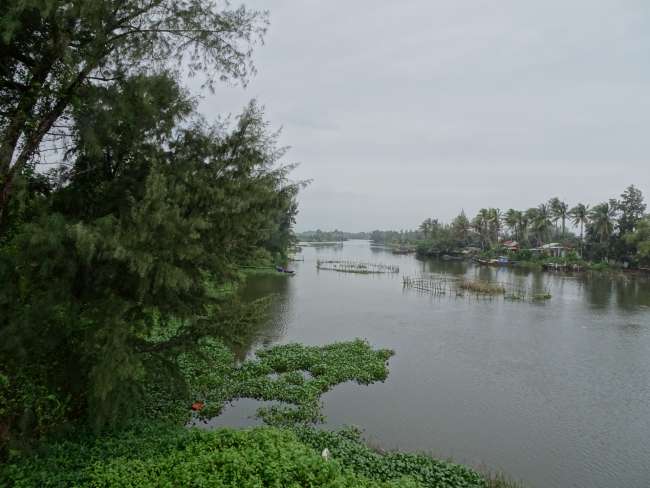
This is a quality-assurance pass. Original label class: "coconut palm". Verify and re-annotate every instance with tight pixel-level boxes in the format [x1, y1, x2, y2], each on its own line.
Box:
[569, 203, 589, 242]
[548, 197, 561, 233]
[517, 211, 529, 244]
[503, 208, 524, 241]
[524, 208, 539, 244]
[588, 202, 616, 244]
[548, 197, 569, 237]
[556, 201, 569, 236]
[532, 204, 552, 245]
[487, 208, 503, 245]
[472, 209, 490, 249]
[504, 209, 519, 241]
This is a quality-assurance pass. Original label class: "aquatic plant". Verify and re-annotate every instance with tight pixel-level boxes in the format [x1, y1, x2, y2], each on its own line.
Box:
[0, 425, 414, 487]
[1, 422, 519, 488]
[145, 339, 394, 426]
[295, 426, 521, 488]
[458, 280, 506, 295]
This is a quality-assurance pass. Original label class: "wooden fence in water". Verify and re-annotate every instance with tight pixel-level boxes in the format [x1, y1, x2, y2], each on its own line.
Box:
[402, 275, 551, 301]
[316, 260, 399, 274]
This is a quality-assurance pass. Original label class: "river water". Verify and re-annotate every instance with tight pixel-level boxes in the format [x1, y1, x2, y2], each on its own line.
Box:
[223, 240, 650, 488]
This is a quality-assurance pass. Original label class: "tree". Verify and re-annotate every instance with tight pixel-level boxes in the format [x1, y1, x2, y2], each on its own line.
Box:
[0, 75, 299, 436]
[504, 209, 521, 241]
[588, 202, 617, 246]
[0, 0, 268, 228]
[625, 216, 650, 265]
[548, 197, 569, 237]
[569, 203, 589, 254]
[617, 185, 646, 235]
[472, 208, 490, 249]
[451, 210, 471, 245]
[419, 218, 437, 240]
[531, 204, 552, 245]
[487, 208, 502, 244]
[548, 197, 561, 234]
[516, 210, 529, 244]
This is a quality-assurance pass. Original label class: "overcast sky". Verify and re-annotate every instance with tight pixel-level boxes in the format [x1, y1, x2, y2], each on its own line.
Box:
[193, 0, 650, 231]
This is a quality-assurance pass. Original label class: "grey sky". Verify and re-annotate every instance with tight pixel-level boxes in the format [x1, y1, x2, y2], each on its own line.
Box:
[193, 0, 650, 231]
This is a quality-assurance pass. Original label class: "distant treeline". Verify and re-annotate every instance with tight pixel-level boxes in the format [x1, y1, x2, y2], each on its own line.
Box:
[308, 185, 650, 267]
[383, 185, 650, 266]
[296, 229, 370, 242]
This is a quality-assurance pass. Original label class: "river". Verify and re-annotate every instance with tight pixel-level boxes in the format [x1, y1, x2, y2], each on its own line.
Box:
[218, 240, 650, 488]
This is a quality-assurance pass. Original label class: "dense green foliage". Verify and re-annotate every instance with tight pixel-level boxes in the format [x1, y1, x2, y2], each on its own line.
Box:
[0, 0, 268, 222]
[296, 427, 490, 488]
[1, 425, 413, 488]
[1, 338, 513, 488]
[625, 216, 650, 265]
[363, 187, 648, 267]
[0, 91, 299, 443]
[0, 0, 294, 448]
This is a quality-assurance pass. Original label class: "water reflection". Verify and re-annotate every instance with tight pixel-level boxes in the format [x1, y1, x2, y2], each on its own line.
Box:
[229, 241, 650, 488]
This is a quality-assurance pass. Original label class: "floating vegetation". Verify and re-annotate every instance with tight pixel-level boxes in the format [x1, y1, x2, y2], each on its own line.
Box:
[317, 259, 399, 274]
[459, 279, 506, 295]
[168, 339, 393, 427]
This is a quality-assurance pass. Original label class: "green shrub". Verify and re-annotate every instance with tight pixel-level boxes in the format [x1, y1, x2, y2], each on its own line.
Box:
[1, 425, 417, 488]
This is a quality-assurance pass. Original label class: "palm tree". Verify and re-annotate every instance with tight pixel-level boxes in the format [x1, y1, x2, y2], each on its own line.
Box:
[487, 208, 502, 245]
[472, 209, 490, 249]
[569, 203, 589, 242]
[419, 218, 437, 240]
[548, 197, 561, 234]
[532, 204, 552, 245]
[588, 202, 616, 245]
[524, 208, 539, 244]
[516, 211, 529, 244]
[504, 209, 519, 241]
[548, 198, 569, 237]
[556, 201, 569, 236]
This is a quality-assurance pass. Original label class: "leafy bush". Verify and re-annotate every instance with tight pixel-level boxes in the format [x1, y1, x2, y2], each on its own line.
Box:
[1, 425, 418, 488]
[294, 427, 488, 488]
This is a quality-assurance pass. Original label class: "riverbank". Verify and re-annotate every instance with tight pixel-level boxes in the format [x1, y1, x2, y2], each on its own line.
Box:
[1, 423, 521, 487]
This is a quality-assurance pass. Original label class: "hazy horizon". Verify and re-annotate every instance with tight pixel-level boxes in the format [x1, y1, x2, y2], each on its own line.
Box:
[191, 1, 650, 231]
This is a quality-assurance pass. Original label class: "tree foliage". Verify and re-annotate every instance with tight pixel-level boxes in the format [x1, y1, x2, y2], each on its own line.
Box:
[0, 0, 268, 224]
[0, 70, 300, 443]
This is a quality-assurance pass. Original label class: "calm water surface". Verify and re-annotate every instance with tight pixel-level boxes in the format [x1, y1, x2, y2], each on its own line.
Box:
[221, 240, 650, 488]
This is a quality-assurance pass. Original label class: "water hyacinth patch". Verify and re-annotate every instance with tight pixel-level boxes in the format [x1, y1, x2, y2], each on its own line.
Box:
[147, 339, 394, 426]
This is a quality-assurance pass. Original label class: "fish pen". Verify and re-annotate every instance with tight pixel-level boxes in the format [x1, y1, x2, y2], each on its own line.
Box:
[402, 276, 452, 295]
[316, 260, 399, 274]
[403, 275, 551, 302]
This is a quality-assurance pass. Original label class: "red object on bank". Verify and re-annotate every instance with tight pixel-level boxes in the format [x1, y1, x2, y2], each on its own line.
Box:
[191, 401, 205, 411]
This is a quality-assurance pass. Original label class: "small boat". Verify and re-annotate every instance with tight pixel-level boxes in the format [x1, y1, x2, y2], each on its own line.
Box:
[275, 266, 295, 275]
